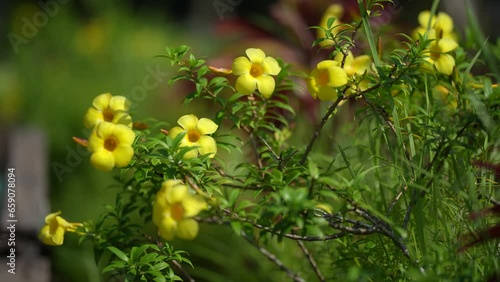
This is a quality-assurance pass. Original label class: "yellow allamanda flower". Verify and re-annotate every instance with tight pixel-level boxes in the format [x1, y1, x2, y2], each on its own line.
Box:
[84, 93, 132, 128]
[317, 4, 345, 47]
[333, 51, 371, 77]
[153, 180, 207, 240]
[425, 38, 458, 75]
[169, 114, 218, 159]
[232, 48, 281, 98]
[307, 60, 348, 101]
[87, 121, 135, 171]
[39, 211, 83, 246]
[413, 10, 457, 41]
[334, 51, 371, 95]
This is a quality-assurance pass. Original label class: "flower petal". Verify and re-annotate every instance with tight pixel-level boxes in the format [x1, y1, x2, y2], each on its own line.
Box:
[152, 197, 167, 226]
[197, 118, 218, 135]
[90, 149, 115, 171]
[87, 128, 104, 153]
[84, 108, 103, 128]
[197, 136, 217, 157]
[245, 48, 266, 64]
[183, 149, 198, 159]
[109, 96, 130, 111]
[95, 122, 116, 139]
[418, 11, 433, 28]
[435, 54, 455, 75]
[176, 219, 199, 240]
[333, 51, 354, 67]
[158, 216, 177, 241]
[55, 215, 71, 228]
[52, 226, 66, 245]
[327, 66, 348, 87]
[317, 86, 338, 101]
[112, 145, 134, 167]
[113, 113, 133, 127]
[317, 60, 339, 69]
[262, 57, 281, 75]
[168, 126, 185, 139]
[232, 56, 252, 75]
[307, 79, 319, 99]
[178, 114, 199, 131]
[351, 55, 371, 75]
[164, 182, 188, 204]
[182, 195, 207, 217]
[92, 93, 112, 110]
[256, 75, 276, 98]
[45, 211, 62, 224]
[113, 125, 136, 145]
[436, 12, 454, 34]
[235, 74, 257, 95]
[437, 38, 458, 53]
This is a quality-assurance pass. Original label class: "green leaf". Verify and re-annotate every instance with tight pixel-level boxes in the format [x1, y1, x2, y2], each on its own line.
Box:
[230, 221, 242, 236]
[102, 261, 127, 274]
[308, 160, 319, 179]
[108, 246, 129, 262]
[130, 245, 151, 262]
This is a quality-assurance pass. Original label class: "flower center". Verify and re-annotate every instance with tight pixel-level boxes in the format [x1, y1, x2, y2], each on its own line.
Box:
[187, 129, 201, 143]
[250, 63, 263, 78]
[102, 108, 114, 122]
[171, 203, 185, 221]
[430, 47, 441, 60]
[316, 69, 330, 86]
[104, 137, 117, 151]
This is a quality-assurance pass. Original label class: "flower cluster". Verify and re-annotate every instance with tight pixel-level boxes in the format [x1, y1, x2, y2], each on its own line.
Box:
[84, 93, 136, 171]
[153, 180, 207, 240]
[39, 211, 82, 246]
[413, 10, 458, 75]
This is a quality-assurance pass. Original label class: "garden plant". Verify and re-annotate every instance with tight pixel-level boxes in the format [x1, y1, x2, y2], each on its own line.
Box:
[39, 0, 499, 281]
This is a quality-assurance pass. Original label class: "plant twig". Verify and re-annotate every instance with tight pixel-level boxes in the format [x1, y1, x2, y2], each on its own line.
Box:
[242, 233, 306, 282]
[296, 240, 326, 282]
[171, 260, 195, 282]
[300, 97, 343, 165]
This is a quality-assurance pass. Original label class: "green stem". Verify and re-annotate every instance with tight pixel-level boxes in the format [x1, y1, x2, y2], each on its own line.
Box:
[357, 0, 381, 68]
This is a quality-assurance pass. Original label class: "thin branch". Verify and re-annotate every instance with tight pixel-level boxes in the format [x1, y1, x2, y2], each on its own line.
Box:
[296, 240, 325, 282]
[198, 214, 347, 241]
[171, 260, 195, 282]
[300, 97, 344, 165]
[242, 232, 306, 282]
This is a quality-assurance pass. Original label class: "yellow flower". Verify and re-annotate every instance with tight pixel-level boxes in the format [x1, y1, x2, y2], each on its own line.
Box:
[232, 48, 281, 98]
[317, 4, 345, 47]
[333, 51, 371, 77]
[307, 60, 348, 101]
[88, 121, 135, 171]
[424, 38, 458, 75]
[169, 114, 218, 159]
[334, 51, 371, 95]
[153, 180, 207, 240]
[39, 211, 82, 246]
[84, 93, 132, 128]
[413, 10, 457, 41]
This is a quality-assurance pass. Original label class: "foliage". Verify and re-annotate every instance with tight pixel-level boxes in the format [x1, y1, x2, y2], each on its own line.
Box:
[44, 0, 499, 281]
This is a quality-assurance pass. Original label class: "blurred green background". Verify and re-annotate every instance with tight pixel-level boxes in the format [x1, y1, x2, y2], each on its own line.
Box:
[1, 0, 498, 281]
